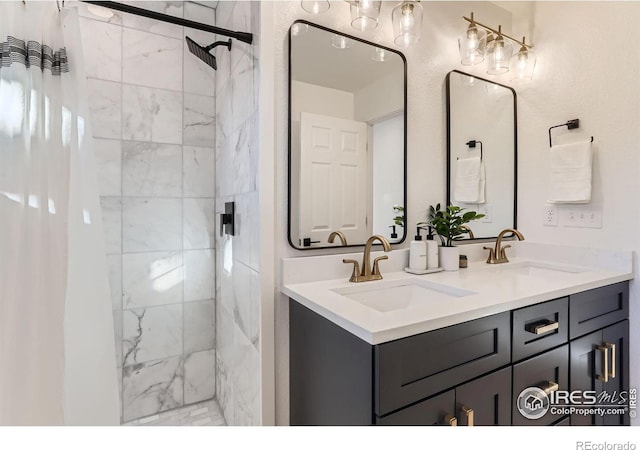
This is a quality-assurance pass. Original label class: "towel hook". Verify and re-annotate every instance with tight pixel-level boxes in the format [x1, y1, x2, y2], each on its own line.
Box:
[548, 119, 593, 147]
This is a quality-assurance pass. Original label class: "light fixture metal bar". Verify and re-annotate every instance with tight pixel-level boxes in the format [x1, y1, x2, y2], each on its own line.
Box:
[463, 15, 533, 48]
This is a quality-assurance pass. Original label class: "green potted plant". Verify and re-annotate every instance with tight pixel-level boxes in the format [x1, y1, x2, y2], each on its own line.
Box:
[424, 203, 484, 271]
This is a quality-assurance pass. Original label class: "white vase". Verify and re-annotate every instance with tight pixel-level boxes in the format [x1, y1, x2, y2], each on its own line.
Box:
[440, 246, 460, 271]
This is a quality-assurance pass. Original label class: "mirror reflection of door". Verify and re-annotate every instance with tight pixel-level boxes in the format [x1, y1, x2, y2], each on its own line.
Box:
[289, 21, 407, 249]
[299, 112, 369, 246]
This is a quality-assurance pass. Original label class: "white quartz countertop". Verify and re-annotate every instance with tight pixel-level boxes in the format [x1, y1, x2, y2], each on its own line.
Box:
[282, 245, 633, 345]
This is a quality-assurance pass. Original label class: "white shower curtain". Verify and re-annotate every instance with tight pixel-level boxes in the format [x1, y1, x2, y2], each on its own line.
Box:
[0, 2, 119, 425]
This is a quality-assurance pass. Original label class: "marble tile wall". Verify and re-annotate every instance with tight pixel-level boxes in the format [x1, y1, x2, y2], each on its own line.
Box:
[79, 1, 218, 423]
[214, 1, 261, 426]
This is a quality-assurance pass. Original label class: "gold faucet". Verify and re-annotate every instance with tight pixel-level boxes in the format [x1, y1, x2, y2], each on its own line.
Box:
[460, 225, 475, 239]
[343, 235, 392, 282]
[484, 228, 525, 264]
[328, 231, 348, 246]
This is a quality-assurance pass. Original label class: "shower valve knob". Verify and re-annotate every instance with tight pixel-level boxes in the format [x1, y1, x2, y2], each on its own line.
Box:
[219, 202, 235, 237]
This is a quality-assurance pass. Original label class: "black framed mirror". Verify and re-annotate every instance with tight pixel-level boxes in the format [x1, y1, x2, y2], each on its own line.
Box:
[288, 20, 407, 250]
[446, 70, 517, 239]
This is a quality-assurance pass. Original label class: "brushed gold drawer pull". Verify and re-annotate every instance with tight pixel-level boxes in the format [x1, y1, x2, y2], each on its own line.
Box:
[444, 415, 458, 426]
[461, 406, 474, 426]
[605, 342, 616, 379]
[525, 320, 559, 335]
[540, 381, 559, 395]
[597, 345, 609, 383]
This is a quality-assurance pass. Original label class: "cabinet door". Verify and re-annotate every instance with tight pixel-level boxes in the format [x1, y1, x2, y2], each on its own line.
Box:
[512, 345, 569, 426]
[570, 330, 604, 425]
[570, 321, 629, 426]
[376, 390, 455, 426]
[456, 367, 512, 426]
[602, 321, 630, 426]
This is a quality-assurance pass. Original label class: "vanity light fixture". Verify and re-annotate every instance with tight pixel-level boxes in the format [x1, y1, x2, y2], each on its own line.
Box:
[459, 13, 535, 80]
[392, 1, 423, 47]
[347, 0, 382, 31]
[486, 26, 512, 75]
[510, 37, 536, 83]
[299, 0, 423, 47]
[331, 34, 352, 49]
[301, 0, 330, 15]
[458, 12, 486, 65]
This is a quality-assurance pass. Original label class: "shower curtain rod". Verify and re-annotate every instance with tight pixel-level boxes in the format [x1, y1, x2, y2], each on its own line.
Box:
[80, 1, 253, 44]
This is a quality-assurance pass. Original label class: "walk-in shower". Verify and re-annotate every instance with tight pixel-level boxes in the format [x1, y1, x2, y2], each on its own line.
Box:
[77, 0, 260, 425]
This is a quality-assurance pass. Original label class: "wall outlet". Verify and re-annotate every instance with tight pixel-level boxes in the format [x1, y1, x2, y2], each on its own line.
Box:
[543, 204, 558, 226]
[479, 204, 492, 223]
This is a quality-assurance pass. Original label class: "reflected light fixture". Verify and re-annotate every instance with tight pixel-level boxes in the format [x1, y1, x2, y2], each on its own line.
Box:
[510, 37, 536, 83]
[291, 23, 309, 36]
[392, 1, 423, 47]
[348, 0, 382, 31]
[331, 34, 352, 49]
[87, 4, 114, 18]
[459, 12, 535, 80]
[458, 12, 486, 65]
[301, 0, 330, 14]
[372, 47, 386, 62]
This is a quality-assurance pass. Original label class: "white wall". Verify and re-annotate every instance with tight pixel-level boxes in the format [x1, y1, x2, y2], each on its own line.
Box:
[291, 81, 355, 120]
[372, 115, 405, 238]
[508, 1, 640, 424]
[269, 1, 512, 425]
[353, 68, 404, 123]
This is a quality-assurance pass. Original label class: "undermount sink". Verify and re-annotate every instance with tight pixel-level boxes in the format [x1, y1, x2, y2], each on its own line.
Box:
[331, 278, 477, 313]
[494, 260, 588, 277]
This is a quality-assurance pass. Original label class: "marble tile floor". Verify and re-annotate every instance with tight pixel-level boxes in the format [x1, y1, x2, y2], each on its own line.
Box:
[124, 399, 226, 426]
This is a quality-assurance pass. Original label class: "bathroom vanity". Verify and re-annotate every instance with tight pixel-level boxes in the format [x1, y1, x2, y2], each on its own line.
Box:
[283, 243, 632, 426]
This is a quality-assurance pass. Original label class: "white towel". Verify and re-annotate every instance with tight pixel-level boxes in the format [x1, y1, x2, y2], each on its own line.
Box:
[547, 141, 593, 204]
[477, 161, 486, 204]
[454, 157, 485, 204]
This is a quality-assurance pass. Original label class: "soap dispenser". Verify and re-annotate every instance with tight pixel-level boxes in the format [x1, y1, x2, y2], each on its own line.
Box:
[426, 226, 440, 270]
[409, 227, 427, 271]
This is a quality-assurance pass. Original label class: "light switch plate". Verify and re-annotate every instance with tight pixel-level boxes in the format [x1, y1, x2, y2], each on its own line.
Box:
[559, 205, 602, 228]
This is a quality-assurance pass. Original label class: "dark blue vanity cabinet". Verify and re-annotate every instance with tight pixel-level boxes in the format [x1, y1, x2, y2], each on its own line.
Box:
[289, 281, 629, 426]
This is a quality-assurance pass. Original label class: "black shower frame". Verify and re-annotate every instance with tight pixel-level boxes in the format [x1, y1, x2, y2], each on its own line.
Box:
[81, 1, 253, 44]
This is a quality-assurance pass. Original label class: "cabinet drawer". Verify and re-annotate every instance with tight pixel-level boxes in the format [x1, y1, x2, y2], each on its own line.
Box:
[375, 390, 455, 426]
[512, 297, 568, 362]
[375, 312, 510, 416]
[512, 344, 569, 426]
[570, 282, 628, 339]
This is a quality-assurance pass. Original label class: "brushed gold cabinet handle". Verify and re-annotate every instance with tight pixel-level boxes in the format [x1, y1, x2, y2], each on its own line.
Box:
[444, 415, 458, 426]
[525, 320, 559, 335]
[541, 381, 559, 395]
[461, 406, 474, 426]
[605, 342, 616, 379]
[597, 345, 609, 383]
